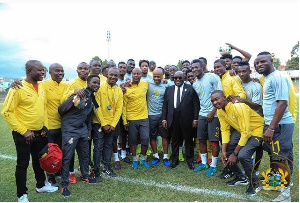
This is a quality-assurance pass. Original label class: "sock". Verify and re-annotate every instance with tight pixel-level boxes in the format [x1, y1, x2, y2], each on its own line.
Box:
[179, 147, 183, 153]
[132, 156, 138, 162]
[163, 154, 169, 159]
[140, 155, 146, 161]
[201, 153, 208, 165]
[153, 153, 159, 159]
[121, 150, 126, 159]
[211, 156, 218, 168]
[113, 153, 119, 161]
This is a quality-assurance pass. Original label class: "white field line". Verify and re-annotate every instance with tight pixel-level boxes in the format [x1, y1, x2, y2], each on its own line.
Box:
[0, 153, 264, 201]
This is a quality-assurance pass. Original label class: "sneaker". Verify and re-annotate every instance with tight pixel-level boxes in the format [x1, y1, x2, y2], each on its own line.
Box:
[122, 156, 132, 164]
[69, 173, 77, 184]
[103, 169, 117, 177]
[18, 194, 29, 202]
[193, 163, 209, 172]
[61, 187, 71, 197]
[132, 161, 139, 170]
[227, 176, 249, 186]
[48, 177, 59, 187]
[146, 149, 152, 156]
[81, 177, 96, 184]
[196, 157, 202, 164]
[141, 160, 151, 168]
[151, 158, 160, 165]
[114, 161, 121, 170]
[126, 147, 132, 156]
[179, 152, 185, 162]
[163, 158, 171, 167]
[217, 168, 234, 179]
[95, 175, 102, 182]
[245, 183, 261, 196]
[205, 167, 217, 177]
[36, 182, 58, 193]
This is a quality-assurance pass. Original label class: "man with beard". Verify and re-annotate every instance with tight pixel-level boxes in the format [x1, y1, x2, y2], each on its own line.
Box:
[60, 74, 100, 197]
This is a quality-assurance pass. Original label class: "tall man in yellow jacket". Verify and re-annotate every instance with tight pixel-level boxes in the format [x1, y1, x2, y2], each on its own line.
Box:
[211, 90, 263, 196]
[2, 60, 58, 202]
[92, 67, 123, 180]
[123, 68, 150, 170]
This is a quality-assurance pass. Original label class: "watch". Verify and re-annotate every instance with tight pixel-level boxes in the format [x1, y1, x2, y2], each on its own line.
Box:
[232, 151, 238, 157]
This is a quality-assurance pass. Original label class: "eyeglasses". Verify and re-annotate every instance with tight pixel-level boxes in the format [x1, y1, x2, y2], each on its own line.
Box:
[174, 77, 183, 80]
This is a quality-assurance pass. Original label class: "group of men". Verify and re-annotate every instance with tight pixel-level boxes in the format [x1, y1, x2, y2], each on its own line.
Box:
[1, 43, 297, 201]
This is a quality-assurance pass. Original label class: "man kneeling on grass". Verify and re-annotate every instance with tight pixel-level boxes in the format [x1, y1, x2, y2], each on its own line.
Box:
[210, 90, 263, 196]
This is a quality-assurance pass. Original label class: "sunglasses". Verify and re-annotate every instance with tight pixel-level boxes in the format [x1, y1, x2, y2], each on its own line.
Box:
[174, 77, 183, 80]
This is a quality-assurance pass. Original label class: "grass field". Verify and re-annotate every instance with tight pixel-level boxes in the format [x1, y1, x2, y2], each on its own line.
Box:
[0, 102, 299, 202]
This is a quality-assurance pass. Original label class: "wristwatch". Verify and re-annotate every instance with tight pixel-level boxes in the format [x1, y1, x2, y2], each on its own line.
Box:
[232, 151, 238, 157]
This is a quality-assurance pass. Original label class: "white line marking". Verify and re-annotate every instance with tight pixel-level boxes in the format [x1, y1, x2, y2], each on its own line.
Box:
[0, 153, 17, 160]
[0, 153, 264, 201]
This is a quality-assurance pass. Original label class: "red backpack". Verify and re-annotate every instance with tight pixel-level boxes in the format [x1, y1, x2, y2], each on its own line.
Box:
[39, 143, 63, 174]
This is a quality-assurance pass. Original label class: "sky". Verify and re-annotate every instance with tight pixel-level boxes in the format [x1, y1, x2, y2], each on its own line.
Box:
[0, 0, 299, 79]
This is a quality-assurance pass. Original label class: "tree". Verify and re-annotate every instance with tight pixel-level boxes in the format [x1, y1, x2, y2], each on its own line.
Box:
[286, 42, 299, 70]
[272, 57, 281, 68]
[92, 56, 102, 64]
[177, 59, 183, 70]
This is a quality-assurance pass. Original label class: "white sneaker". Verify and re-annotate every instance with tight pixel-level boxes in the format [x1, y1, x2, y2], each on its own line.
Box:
[18, 194, 29, 202]
[36, 182, 58, 193]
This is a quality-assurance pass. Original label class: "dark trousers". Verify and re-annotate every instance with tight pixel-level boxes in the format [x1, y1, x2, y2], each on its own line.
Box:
[92, 123, 114, 176]
[169, 109, 194, 164]
[12, 131, 47, 198]
[61, 134, 89, 188]
[226, 129, 262, 184]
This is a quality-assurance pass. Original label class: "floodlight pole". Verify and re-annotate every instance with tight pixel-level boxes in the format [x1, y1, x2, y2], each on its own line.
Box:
[107, 31, 111, 61]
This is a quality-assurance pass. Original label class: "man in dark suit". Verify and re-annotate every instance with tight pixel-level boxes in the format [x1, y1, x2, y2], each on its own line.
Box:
[162, 71, 200, 169]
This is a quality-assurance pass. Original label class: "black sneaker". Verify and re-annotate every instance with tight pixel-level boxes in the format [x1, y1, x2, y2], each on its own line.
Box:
[103, 169, 117, 177]
[122, 156, 132, 164]
[227, 176, 249, 186]
[48, 176, 59, 187]
[245, 183, 261, 196]
[217, 168, 234, 179]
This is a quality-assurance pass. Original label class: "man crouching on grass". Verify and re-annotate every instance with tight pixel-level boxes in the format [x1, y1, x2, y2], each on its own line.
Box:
[210, 90, 263, 196]
[2, 60, 58, 202]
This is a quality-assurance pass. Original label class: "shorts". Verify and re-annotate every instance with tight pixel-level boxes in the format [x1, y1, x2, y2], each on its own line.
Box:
[128, 118, 150, 146]
[263, 123, 294, 161]
[197, 115, 220, 142]
[149, 115, 168, 139]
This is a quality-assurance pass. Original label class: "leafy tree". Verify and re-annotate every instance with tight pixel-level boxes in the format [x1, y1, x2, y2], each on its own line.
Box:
[92, 56, 102, 64]
[273, 57, 281, 68]
[177, 60, 183, 70]
[291, 41, 299, 57]
[286, 42, 299, 70]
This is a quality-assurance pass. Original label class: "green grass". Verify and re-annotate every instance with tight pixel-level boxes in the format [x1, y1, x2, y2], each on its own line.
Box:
[0, 102, 299, 202]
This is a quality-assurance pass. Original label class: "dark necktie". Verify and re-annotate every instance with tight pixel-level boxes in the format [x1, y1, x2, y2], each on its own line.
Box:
[176, 86, 181, 108]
